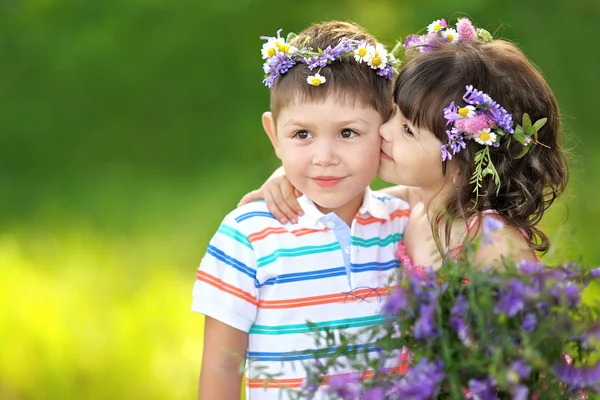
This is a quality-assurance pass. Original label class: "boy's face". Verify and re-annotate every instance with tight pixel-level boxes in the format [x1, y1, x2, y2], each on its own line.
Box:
[263, 95, 383, 212]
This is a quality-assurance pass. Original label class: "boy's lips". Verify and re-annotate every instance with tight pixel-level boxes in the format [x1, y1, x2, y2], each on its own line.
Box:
[312, 176, 345, 187]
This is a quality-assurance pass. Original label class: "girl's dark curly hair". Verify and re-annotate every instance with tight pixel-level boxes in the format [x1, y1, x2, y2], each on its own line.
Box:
[394, 39, 568, 255]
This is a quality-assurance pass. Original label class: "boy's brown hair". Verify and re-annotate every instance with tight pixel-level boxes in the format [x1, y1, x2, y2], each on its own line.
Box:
[269, 21, 394, 121]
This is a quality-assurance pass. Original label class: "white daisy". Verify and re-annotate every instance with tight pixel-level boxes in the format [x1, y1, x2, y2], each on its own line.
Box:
[443, 28, 459, 44]
[457, 105, 476, 118]
[473, 129, 497, 146]
[307, 73, 326, 86]
[261, 37, 285, 59]
[367, 43, 388, 70]
[427, 19, 446, 33]
[354, 42, 372, 63]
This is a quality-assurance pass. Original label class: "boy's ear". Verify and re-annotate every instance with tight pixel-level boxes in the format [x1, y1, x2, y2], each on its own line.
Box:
[262, 111, 281, 159]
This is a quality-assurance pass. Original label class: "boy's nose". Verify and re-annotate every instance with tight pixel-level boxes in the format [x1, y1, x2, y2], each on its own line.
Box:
[312, 142, 340, 166]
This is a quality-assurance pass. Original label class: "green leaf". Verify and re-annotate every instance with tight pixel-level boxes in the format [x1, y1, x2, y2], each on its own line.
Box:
[513, 126, 526, 145]
[532, 117, 547, 141]
[515, 144, 531, 159]
[286, 32, 298, 43]
[522, 113, 533, 134]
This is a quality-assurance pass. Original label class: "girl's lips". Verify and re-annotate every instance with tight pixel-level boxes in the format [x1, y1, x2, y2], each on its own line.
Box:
[313, 176, 345, 187]
[380, 151, 393, 161]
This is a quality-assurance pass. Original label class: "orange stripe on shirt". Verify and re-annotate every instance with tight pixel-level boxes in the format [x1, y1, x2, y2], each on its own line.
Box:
[196, 270, 257, 306]
[257, 286, 398, 309]
[247, 365, 408, 388]
[248, 227, 329, 243]
[355, 209, 410, 225]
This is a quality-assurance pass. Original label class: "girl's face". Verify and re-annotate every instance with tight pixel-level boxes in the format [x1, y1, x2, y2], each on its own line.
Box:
[378, 106, 451, 191]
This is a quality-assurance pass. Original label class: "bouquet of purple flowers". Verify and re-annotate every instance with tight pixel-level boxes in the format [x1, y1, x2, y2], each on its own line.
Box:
[293, 242, 600, 399]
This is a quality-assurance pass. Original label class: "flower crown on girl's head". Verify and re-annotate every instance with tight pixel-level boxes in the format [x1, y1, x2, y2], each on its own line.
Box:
[260, 29, 401, 88]
[404, 17, 493, 53]
[442, 85, 550, 206]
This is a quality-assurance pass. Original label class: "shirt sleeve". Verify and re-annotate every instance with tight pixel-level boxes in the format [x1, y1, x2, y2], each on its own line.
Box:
[191, 213, 258, 332]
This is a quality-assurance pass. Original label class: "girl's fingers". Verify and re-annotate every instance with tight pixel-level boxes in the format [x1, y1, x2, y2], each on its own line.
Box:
[237, 189, 263, 207]
[266, 185, 298, 224]
[281, 181, 304, 217]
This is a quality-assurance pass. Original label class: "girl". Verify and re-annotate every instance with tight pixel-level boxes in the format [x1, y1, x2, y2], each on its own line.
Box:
[239, 18, 569, 269]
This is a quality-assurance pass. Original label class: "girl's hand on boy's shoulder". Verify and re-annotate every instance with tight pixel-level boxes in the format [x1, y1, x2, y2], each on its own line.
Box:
[237, 166, 304, 224]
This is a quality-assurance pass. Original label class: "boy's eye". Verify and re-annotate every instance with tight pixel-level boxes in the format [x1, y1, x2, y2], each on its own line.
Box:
[293, 130, 313, 139]
[340, 129, 358, 139]
[402, 124, 414, 137]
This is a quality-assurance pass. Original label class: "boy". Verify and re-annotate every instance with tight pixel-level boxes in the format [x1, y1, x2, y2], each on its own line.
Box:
[192, 21, 410, 399]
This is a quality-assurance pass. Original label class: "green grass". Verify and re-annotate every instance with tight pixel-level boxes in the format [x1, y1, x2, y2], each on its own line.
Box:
[0, 230, 205, 400]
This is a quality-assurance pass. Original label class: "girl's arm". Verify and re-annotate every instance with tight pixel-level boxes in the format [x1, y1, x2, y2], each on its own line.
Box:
[238, 167, 418, 223]
[198, 317, 248, 400]
[377, 185, 422, 208]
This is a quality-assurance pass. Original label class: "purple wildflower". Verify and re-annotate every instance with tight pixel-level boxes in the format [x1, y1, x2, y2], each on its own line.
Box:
[511, 384, 529, 400]
[451, 295, 472, 345]
[326, 373, 362, 400]
[391, 358, 444, 399]
[456, 18, 477, 41]
[482, 216, 504, 245]
[303, 45, 336, 70]
[382, 288, 408, 315]
[362, 387, 385, 400]
[441, 128, 468, 161]
[522, 312, 537, 332]
[509, 359, 532, 381]
[262, 53, 297, 88]
[414, 304, 439, 339]
[376, 65, 395, 79]
[443, 102, 462, 124]
[404, 34, 425, 50]
[590, 267, 600, 278]
[463, 85, 487, 105]
[495, 279, 527, 316]
[468, 377, 498, 400]
[301, 378, 319, 399]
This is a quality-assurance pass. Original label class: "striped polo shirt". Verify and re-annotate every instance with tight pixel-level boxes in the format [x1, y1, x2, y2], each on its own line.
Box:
[192, 187, 410, 399]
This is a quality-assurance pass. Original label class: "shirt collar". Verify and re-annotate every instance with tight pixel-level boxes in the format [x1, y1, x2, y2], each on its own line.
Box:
[296, 187, 390, 227]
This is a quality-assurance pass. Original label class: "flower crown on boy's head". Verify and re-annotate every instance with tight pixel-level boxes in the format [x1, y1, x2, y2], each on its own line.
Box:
[442, 85, 550, 207]
[260, 29, 401, 88]
[403, 17, 493, 53]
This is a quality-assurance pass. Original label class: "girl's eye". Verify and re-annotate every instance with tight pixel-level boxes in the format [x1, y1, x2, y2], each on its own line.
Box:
[402, 124, 414, 137]
[340, 129, 358, 139]
[293, 130, 313, 139]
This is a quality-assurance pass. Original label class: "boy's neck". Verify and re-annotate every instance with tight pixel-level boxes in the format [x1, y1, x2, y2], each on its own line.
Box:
[314, 191, 365, 227]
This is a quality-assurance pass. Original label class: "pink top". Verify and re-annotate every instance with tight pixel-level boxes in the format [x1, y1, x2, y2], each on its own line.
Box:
[396, 210, 538, 275]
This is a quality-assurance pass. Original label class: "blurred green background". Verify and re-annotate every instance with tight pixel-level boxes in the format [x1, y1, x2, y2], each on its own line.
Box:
[1, 0, 599, 398]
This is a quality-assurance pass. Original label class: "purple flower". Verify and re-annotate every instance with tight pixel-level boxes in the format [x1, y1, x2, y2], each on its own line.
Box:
[362, 387, 385, 400]
[443, 102, 462, 124]
[404, 34, 425, 50]
[590, 267, 600, 278]
[463, 85, 487, 105]
[468, 377, 498, 400]
[391, 358, 444, 399]
[441, 128, 468, 161]
[451, 295, 472, 345]
[414, 304, 439, 339]
[301, 378, 319, 399]
[511, 384, 529, 400]
[262, 53, 297, 88]
[482, 216, 504, 245]
[522, 312, 537, 332]
[382, 288, 408, 315]
[509, 359, 532, 382]
[326, 373, 362, 400]
[303, 45, 336, 70]
[495, 279, 526, 316]
[376, 65, 395, 80]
